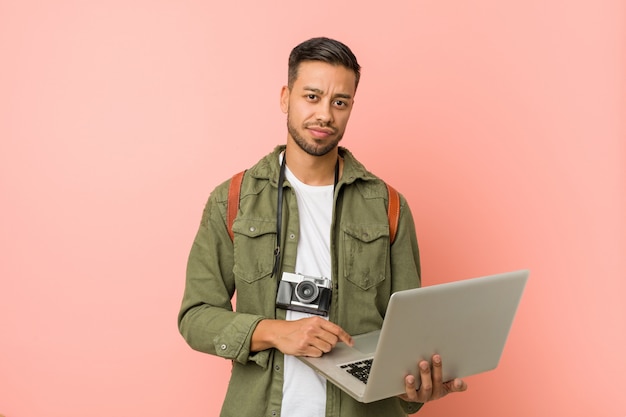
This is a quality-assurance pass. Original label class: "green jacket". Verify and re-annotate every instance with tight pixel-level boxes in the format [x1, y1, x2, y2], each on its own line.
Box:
[178, 145, 423, 417]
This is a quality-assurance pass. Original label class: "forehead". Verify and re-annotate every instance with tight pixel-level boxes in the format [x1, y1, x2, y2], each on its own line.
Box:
[293, 61, 357, 95]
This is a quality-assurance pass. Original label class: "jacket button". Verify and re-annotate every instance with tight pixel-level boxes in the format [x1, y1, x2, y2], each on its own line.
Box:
[249, 226, 256, 232]
[220, 344, 227, 350]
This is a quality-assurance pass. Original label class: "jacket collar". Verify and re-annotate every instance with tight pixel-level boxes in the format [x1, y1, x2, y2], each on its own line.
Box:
[247, 145, 378, 186]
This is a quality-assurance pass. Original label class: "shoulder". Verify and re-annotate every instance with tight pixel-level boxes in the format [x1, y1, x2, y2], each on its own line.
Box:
[207, 146, 283, 202]
[340, 147, 404, 204]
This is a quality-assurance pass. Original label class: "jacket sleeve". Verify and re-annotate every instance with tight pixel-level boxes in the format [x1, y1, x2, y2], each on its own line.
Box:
[177, 182, 270, 367]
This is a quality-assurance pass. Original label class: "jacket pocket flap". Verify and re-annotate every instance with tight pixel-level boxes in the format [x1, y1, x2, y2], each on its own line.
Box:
[232, 218, 276, 238]
[342, 223, 389, 243]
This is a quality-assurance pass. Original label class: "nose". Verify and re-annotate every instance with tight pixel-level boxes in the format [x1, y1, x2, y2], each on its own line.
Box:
[315, 103, 333, 125]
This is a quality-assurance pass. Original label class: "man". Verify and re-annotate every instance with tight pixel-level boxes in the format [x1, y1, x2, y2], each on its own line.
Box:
[178, 37, 467, 417]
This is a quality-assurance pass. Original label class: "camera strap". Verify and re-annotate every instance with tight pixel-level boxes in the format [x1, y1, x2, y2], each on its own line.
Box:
[271, 154, 339, 278]
[272, 156, 287, 278]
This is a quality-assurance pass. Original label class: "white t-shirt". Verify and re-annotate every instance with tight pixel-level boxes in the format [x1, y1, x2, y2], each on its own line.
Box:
[280, 160, 334, 417]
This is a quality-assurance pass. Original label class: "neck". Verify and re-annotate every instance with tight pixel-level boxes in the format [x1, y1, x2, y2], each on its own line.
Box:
[283, 144, 342, 186]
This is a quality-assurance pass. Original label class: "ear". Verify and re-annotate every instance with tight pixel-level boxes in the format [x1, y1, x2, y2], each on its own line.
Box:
[280, 85, 289, 114]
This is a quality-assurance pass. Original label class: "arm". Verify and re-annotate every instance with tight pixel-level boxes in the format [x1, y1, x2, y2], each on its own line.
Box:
[251, 317, 353, 357]
[177, 184, 353, 363]
[177, 184, 266, 365]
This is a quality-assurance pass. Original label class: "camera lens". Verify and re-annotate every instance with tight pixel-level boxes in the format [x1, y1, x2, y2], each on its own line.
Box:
[295, 280, 319, 304]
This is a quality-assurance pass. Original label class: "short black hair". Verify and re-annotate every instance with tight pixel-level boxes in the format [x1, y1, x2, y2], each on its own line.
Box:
[288, 37, 361, 90]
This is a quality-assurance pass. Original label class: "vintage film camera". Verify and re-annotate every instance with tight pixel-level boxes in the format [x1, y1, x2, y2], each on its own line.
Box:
[276, 272, 332, 316]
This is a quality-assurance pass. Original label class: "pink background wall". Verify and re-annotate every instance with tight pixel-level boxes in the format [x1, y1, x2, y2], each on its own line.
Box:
[1, 1, 624, 416]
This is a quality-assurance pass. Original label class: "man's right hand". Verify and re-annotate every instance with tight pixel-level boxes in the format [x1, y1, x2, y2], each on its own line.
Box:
[251, 317, 353, 357]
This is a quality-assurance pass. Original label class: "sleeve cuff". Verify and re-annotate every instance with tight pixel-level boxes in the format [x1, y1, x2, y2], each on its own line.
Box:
[212, 313, 268, 367]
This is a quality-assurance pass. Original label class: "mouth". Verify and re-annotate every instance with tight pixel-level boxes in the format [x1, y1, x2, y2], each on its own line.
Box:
[306, 125, 336, 139]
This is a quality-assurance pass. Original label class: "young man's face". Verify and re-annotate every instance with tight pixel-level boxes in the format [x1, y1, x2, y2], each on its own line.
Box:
[280, 61, 357, 157]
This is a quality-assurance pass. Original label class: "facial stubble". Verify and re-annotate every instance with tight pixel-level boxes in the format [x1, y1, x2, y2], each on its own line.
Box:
[286, 115, 344, 157]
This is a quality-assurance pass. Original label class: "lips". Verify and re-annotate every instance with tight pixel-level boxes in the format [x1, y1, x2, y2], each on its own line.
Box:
[307, 125, 335, 138]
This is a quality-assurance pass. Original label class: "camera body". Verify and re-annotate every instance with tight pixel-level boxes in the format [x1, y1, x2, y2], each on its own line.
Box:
[276, 272, 332, 316]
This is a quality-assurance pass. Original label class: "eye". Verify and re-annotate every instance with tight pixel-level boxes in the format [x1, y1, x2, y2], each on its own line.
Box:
[306, 94, 318, 101]
[334, 100, 348, 108]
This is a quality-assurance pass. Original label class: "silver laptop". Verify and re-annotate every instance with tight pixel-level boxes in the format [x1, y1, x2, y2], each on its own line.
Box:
[298, 269, 529, 403]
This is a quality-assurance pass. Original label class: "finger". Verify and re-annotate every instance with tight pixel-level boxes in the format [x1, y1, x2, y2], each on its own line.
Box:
[402, 374, 419, 402]
[320, 321, 353, 346]
[311, 327, 339, 348]
[293, 332, 326, 357]
[417, 359, 432, 401]
[335, 328, 353, 346]
[308, 337, 335, 354]
[303, 342, 327, 357]
[300, 318, 351, 353]
[444, 378, 468, 393]
[430, 354, 445, 399]
[280, 319, 329, 356]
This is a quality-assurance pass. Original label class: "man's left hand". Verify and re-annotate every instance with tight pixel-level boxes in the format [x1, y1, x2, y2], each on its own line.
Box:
[398, 354, 468, 403]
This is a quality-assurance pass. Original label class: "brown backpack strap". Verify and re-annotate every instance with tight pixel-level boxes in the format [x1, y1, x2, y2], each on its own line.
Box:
[227, 172, 400, 244]
[386, 183, 400, 244]
[226, 171, 245, 241]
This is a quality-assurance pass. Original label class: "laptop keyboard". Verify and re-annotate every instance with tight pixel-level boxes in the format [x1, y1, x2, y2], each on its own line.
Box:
[339, 358, 373, 384]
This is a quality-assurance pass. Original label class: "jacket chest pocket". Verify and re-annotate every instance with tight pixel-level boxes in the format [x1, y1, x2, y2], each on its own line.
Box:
[341, 223, 390, 290]
[232, 218, 276, 283]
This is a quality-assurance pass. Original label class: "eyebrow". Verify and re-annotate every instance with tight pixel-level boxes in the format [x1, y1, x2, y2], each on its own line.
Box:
[303, 86, 353, 100]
